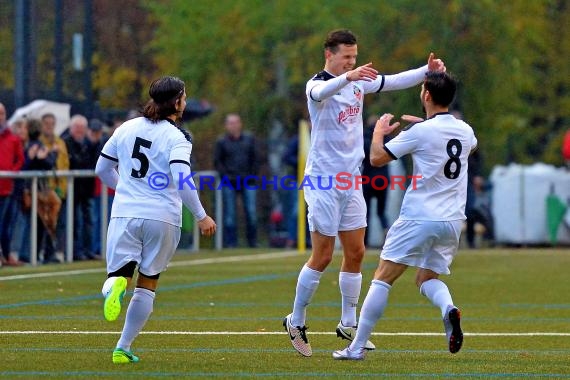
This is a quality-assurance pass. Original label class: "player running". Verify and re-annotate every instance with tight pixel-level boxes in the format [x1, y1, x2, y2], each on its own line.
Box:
[95, 76, 216, 364]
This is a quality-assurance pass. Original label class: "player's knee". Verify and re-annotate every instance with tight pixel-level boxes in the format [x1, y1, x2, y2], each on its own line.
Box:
[345, 245, 366, 265]
[136, 272, 160, 291]
[108, 261, 137, 279]
[307, 253, 333, 271]
[415, 272, 438, 288]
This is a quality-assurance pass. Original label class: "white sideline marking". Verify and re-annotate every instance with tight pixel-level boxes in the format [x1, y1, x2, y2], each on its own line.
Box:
[0, 250, 301, 281]
[1, 331, 569, 336]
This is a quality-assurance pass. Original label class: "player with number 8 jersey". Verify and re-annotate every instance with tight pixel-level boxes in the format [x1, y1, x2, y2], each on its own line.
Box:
[383, 113, 476, 222]
[333, 71, 475, 360]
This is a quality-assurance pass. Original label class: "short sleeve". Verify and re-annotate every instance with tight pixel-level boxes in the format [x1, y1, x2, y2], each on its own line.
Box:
[100, 131, 118, 160]
[384, 126, 421, 159]
[169, 136, 192, 164]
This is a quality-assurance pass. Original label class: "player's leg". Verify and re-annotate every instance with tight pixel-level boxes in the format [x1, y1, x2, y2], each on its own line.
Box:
[284, 231, 335, 357]
[334, 186, 375, 349]
[111, 219, 179, 364]
[336, 228, 378, 349]
[416, 220, 463, 353]
[112, 273, 158, 363]
[284, 182, 338, 356]
[102, 262, 135, 322]
[333, 258, 407, 360]
[102, 218, 141, 322]
[338, 227, 366, 326]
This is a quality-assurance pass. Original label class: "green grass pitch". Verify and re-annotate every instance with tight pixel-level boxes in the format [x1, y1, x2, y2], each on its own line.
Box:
[1, 247, 569, 379]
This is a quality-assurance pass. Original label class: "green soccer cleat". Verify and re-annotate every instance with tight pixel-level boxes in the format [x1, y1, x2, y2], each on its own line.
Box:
[104, 276, 127, 321]
[112, 348, 140, 364]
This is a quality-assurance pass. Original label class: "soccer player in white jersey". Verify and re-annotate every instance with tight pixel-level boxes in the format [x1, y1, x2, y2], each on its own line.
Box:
[283, 29, 446, 357]
[333, 71, 477, 360]
[95, 76, 216, 364]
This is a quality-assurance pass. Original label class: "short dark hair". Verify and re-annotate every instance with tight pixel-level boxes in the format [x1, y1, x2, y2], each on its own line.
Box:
[324, 29, 357, 53]
[423, 71, 457, 107]
[27, 118, 42, 140]
[142, 76, 185, 122]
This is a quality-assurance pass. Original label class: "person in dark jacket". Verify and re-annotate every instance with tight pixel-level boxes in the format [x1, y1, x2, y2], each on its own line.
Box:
[214, 113, 259, 248]
[63, 114, 100, 260]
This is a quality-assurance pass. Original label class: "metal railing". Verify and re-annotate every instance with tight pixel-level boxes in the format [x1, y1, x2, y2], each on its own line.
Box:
[0, 170, 222, 266]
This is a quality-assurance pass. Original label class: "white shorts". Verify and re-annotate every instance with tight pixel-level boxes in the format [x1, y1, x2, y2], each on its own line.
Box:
[304, 175, 367, 236]
[106, 217, 181, 277]
[380, 218, 463, 275]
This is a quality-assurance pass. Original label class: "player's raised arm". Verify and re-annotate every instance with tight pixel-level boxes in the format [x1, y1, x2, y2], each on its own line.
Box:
[427, 52, 446, 72]
[370, 113, 400, 167]
[346, 62, 378, 82]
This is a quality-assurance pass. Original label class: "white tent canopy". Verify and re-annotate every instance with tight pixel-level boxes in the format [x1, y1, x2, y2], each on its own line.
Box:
[8, 99, 71, 136]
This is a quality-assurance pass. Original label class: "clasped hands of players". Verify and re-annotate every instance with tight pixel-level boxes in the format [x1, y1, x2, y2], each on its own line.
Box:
[197, 215, 217, 236]
[346, 52, 446, 83]
[373, 113, 424, 139]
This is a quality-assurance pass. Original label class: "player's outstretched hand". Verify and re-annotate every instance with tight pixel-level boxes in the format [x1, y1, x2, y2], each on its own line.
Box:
[401, 114, 424, 124]
[374, 113, 400, 135]
[346, 62, 378, 82]
[198, 215, 217, 237]
[427, 53, 446, 73]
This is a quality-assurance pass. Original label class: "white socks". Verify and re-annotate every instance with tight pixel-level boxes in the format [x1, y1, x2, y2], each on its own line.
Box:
[350, 280, 391, 351]
[420, 278, 454, 318]
[291, 265, 322, 326]
[339, 271, 362, 327]
[116, 287, 155, 351]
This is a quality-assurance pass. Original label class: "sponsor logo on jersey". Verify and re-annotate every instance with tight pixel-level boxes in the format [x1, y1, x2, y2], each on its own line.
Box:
[338, 104, 360, 124]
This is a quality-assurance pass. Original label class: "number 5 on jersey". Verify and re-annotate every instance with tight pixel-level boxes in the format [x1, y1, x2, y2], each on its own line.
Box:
[131, 137, 153, 178]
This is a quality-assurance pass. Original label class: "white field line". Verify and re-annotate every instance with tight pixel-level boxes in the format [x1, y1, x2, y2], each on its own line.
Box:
[0, 250, 301, 281]
[1, 331, 569, 336]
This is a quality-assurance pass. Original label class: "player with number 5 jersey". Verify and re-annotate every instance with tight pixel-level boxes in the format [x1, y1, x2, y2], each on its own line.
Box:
[95, 76, 216, 364]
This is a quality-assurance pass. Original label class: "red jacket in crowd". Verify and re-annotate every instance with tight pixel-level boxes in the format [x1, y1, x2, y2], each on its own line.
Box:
[0, 128, 25, 197]
[563, 130, 570, 162]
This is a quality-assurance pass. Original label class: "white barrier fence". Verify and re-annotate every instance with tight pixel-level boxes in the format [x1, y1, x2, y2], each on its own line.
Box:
[0, 170, 222, 266]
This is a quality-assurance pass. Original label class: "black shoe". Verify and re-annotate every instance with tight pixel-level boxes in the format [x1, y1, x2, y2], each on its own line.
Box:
[444, 306, 463, 354]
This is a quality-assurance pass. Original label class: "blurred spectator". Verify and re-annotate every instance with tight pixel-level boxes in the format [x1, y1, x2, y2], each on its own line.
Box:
[39, 113, 69, 263]
[64, 115, 100, 261]
[362, 115, 390, 247]
[10, 118, 30, 263]
[214, 113, 259, 248]
[88, 118, 111, 257]
[282, 133, 299, 248]
[23, 119, 59, 263]
[0, 102, 25, 266]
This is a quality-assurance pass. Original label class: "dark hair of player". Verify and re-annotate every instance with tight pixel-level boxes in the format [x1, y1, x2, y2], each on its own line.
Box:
[423, 71, 457, 107]
[143, 76, 185, 122]
[324, 29, 357, 53]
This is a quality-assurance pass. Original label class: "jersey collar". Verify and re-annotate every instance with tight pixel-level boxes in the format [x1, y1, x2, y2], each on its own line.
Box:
[427, 112, 450, 120]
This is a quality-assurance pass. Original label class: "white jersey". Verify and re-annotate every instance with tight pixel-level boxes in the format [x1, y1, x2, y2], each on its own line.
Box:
[100, 117, 191, 227]
[384, 113, 478, 221]
[305, 65, 428, 176]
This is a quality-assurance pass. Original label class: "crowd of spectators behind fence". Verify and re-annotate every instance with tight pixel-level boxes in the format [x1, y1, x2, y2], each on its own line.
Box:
[0, 101, 129, 267]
